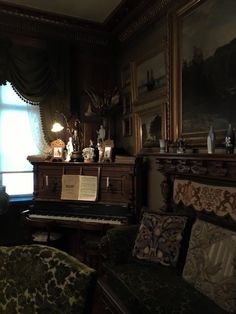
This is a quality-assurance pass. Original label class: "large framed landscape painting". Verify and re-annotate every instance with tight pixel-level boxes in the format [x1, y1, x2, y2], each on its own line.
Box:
[171, 0, 236, 145]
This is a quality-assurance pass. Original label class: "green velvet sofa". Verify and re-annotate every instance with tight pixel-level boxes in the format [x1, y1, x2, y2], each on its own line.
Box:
[0, 244, 96, 314]
[98, 213, 235, 314]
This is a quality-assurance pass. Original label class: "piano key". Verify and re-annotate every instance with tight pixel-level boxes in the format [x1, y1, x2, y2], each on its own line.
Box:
[28, 213, 123, 225]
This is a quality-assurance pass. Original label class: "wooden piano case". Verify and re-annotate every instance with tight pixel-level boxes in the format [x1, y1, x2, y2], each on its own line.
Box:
[26, 158, 147, 264]
[32, 160, 144, 217]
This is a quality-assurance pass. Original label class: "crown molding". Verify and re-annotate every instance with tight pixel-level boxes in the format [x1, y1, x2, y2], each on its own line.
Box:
[0, 3, 110, 46]
[115, 0, 175, 42]
[0, 0, 177, 46]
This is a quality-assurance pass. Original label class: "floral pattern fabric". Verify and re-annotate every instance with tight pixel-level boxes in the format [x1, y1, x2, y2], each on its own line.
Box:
[173, 179, 236, 221]
[132, 213, 187, 267]
[182, 219, 236, 313]
[0, 244, 96, 314]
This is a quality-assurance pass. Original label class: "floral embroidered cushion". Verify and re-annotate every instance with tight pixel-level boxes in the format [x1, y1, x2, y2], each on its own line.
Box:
[132, 213, 187, 267]
[182, 219, 236, 313]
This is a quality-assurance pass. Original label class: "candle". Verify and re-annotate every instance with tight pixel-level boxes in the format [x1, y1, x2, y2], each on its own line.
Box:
[45, 176, 48, 186]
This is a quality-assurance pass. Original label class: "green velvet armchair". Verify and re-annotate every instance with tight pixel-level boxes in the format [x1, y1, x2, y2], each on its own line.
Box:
[0, 244, 96, 314]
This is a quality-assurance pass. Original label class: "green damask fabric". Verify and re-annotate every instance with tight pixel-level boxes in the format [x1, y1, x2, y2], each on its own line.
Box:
[104, 225, 139, 265]
[0, 244, 96, 314]
[183, 219, 236, 313]
[104, 261, 227, 314]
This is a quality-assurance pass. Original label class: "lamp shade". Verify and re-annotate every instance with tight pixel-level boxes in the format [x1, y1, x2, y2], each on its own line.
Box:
[51, 122, 64, 133]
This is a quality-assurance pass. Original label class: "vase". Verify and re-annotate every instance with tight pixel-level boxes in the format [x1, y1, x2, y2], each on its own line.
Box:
[225, 124, 235, 154]
[84, 158, 93, 163]
[207, 126, 215, 154]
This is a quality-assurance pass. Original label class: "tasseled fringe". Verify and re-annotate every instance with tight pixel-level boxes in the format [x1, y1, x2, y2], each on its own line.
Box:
[10, 82, 40, 105]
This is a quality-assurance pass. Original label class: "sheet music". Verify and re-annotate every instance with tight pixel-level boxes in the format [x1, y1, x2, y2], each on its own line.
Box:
[61, 174, 98, 201]
[78, 175, 98, 201]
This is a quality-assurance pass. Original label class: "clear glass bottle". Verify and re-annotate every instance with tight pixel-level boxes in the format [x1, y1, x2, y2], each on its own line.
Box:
[207, 126, 215, 154]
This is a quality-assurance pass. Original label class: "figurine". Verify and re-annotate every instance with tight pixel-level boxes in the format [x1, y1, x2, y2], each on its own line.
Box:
[72, 119, 83, 153]
[65, 137, 73, 161]
[225, 124, 235, 154]
[177, 136, 186, 154]
[96, 125, 106, 143]
[97, 141, 104, 163]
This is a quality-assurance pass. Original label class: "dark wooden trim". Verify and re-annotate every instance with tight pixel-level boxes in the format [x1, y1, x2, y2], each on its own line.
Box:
[155, 153, 236, 183]
[155, 153, 236, 228]
[0, 0, 179, 45]
[0, 3, 109, 45]
[97, 278, 131, 314]
[114, 0, 176, 43]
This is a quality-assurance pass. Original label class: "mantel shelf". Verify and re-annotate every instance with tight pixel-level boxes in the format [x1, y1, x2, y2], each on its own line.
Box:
[155, 153, 236, 182]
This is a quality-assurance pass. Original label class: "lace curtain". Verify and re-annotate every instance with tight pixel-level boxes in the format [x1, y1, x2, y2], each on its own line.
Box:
[27, 103, 51, 155]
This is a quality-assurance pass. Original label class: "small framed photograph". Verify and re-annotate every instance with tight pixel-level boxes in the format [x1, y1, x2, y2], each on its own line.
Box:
[50, 139, 65, 161]
[104, 146, 112, 158]
[103, 139, 114, 162]
[53, 147, 63, 158]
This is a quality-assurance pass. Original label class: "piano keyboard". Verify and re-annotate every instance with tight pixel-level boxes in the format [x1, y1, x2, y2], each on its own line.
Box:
[28, 213, 124, 226]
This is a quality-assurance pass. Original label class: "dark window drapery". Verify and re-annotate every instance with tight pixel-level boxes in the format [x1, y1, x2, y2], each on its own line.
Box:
[0, 37, 71, 144]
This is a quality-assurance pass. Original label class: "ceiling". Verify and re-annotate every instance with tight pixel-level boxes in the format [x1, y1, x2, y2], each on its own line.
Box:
[0, 0, 123, 23]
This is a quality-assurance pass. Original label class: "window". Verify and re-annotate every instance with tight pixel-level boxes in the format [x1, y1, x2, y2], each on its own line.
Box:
[0, 82, 42, 196]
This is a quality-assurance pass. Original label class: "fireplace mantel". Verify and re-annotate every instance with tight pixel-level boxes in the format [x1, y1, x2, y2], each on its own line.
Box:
[156, 153, 236, 182]
[155, 154, 236, 221]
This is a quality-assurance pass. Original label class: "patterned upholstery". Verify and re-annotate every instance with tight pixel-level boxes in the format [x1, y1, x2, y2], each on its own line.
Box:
[132, 213, 187, 266]
[183, 219, 236, 313]
[0, 244, 96, 314]
[104, 262, 227, 314]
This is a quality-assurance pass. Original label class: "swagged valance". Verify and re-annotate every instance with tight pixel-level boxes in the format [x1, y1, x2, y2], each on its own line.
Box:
[0, 37, 71, 144]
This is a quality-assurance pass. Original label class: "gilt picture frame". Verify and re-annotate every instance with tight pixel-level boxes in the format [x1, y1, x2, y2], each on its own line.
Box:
[135, 103, 166, 154]
[121, 64, 131, 89]
[171, 0, 236, 145]
[122, 116, 132, 137]
[134, 48, 167, 105]
[122, 91, 132, 115]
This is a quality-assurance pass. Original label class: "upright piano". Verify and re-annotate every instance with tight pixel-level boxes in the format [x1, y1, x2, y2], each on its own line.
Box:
[26, 158, 147, 236]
